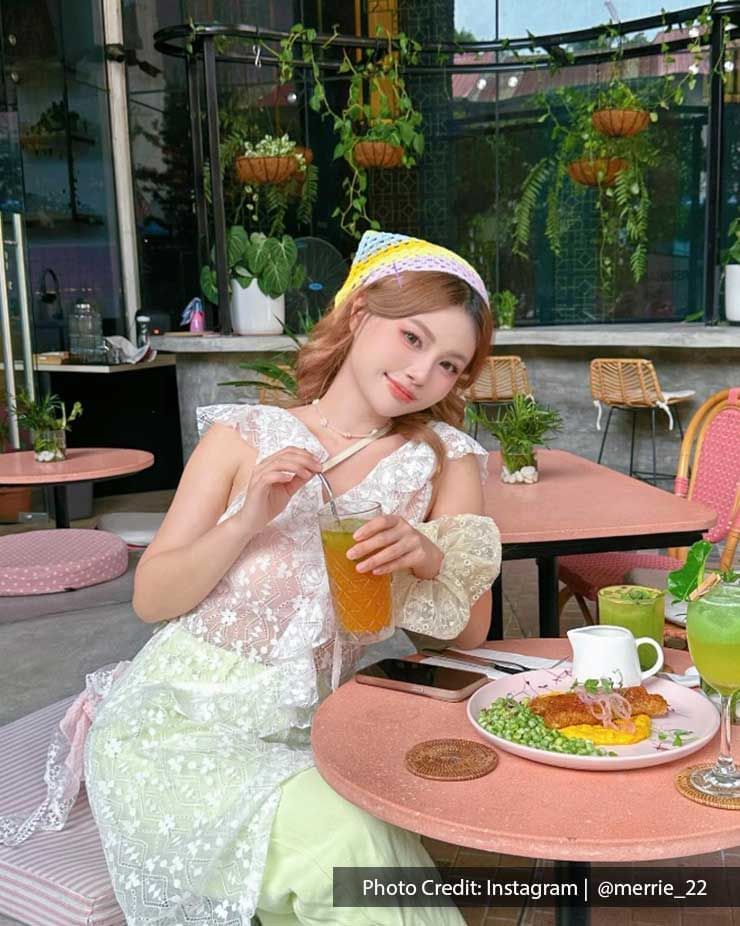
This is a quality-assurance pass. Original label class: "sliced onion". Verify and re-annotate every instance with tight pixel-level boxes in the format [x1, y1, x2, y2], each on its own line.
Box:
[575, 688, 635, 731]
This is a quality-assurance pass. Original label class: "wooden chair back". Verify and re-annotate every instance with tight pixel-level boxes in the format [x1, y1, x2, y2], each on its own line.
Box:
[466, 355, 532, 403]
[589, 358, 663, 407]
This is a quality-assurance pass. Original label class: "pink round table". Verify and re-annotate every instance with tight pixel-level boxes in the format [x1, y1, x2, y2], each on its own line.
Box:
[312, 639, 740, 863]
[0, 448, 154, 528]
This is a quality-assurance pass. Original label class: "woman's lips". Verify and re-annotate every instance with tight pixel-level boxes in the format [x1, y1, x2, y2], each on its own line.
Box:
[385, 374, 415, 402]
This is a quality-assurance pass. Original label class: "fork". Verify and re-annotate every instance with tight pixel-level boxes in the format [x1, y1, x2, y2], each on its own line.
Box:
[421, 649, 567, 674]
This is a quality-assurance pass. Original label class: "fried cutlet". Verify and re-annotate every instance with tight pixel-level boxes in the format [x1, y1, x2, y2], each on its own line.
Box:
[529, 685, 668, 729]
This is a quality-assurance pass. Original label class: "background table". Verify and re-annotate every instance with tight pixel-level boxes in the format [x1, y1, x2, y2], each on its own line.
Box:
[484, 450, 716, 638]
[0, 448, 154, 528]
[313, 639, 739, 922]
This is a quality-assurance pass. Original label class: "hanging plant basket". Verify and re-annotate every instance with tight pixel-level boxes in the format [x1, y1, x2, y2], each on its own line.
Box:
[235, 155, 298, 185]
[567, 157, 628, 188]
[353, 141, 404, 169]
[592, 109, 650, 138]
[293, 146, 314, 166]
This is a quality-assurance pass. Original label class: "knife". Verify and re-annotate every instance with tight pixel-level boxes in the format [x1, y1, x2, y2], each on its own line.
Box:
[420, 649, 527, 675]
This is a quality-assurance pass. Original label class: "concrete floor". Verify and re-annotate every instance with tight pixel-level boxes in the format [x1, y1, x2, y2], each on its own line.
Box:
[0, 491, 737, 926]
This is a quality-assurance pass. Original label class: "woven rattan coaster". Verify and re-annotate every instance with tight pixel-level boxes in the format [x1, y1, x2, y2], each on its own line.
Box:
[405, 739, 498, 781]
[675, 764, 740, 810]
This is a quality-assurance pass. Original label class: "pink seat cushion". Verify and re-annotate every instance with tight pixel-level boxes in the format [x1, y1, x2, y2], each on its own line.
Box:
[0, 530, 128, 597]
[0, 699, 124, 926]
[559, 551, 682, 601]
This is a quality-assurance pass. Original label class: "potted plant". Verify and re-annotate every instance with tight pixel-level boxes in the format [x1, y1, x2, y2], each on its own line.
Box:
[512, 85, 659, 299]
[0, 410, 33, 522]
[275, 24, 423, 238]
[723, 215, 740, 325]
[492, 290, 517, 329]
[592, 81, 650, 138]
[200, 229, 306, 335]
[470, 395, 562, 485]
[13, 390, 83, 462]
[234, 133, 305, 186]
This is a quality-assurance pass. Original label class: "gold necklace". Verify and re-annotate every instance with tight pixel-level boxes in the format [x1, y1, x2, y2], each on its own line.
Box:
[311, 398, 389, 440]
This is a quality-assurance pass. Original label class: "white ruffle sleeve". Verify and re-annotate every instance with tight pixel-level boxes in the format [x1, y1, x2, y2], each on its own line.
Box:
[392, 513, 501, 640]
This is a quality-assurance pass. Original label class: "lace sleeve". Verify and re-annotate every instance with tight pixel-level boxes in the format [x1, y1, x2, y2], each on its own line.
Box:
[432, 422, 490, 484]
[392, 513, 501, 640]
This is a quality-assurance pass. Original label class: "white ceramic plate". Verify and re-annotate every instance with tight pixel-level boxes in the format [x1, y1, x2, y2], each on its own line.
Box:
[467, 669, 719, 771]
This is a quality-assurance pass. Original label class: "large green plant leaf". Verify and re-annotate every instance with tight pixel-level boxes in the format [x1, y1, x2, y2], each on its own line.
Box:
[226, 226, 248, 269]
[248, 235, 298, 298]
[200, 266, 219, 305]
[667, 541, 713, 602]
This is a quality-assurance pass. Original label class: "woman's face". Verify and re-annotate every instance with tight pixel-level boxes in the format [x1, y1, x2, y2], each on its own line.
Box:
[347, 303, 478, 417]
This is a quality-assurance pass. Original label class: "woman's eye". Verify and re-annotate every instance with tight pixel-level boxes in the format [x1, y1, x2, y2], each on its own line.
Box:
[402, 330, 420, 346]
[440, 361, 459, 374]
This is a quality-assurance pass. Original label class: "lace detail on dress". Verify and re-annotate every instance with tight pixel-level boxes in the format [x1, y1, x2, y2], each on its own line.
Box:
[393, 514, 501, 639]
[0, 664, 128, 847]
[431, 421, 490, 485]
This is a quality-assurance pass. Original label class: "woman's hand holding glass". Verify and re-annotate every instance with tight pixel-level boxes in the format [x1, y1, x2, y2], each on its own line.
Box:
[346, 514, 444, 580]
[238, 447, 323, 533]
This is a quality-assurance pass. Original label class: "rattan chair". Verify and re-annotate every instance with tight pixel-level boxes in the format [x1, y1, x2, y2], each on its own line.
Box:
[559, 387, 740, 626]
[590, 358, 695, 484]
[465, 355, 532, 439]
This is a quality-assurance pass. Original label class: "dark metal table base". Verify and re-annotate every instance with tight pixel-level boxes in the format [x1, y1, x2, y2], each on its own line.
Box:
[488, 529, 706, 640]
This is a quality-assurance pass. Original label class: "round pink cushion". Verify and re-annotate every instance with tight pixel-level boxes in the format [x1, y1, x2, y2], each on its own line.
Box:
[0, 529, 129, 596]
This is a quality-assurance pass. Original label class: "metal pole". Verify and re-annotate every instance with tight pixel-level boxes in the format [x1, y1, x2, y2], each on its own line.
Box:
[0, 219, 20, 448]
[187, 53, 210, 286]
[702, 10, 725, 326]
[12, 214, 35, 399]
[202, 36, 230, 333]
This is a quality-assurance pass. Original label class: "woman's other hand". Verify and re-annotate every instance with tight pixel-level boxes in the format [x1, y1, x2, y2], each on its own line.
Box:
[345, 514, 443, 580]
[239, 446, 323, 533]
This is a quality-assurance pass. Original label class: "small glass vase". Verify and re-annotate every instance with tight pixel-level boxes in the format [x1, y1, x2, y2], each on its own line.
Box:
[32, 429, 67, 462]
[500, 453, 538, 485]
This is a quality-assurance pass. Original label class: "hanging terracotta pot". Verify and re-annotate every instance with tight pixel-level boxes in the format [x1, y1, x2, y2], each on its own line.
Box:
[235, 155, 298, 185]
[592, 109, 650, 138]
[353, 141, 404, 169]
[567, 157, 628, 188]
[293, 146, 314, 166]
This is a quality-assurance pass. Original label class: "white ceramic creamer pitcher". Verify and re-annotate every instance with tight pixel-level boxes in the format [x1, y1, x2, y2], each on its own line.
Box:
[567, 625, 664, 687]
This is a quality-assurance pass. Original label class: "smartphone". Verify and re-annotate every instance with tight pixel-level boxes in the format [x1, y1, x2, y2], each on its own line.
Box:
[354, 658, 488, 701]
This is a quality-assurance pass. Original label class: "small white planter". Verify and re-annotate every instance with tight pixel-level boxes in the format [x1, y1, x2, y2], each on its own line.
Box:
[725, 265, 740, 325]
[230, 280, 285, 335]
[501, 464, 539, 485]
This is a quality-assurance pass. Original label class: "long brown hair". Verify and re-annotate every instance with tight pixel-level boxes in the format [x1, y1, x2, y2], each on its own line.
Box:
[294, 270, 494, 497]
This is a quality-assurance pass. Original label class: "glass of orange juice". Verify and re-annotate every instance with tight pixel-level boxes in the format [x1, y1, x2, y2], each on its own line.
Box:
[319, 500, 394, 644]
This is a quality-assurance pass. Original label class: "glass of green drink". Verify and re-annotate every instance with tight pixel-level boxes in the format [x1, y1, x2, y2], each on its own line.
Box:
[686, 583, 740, 798]
[598, 585, 665, 671]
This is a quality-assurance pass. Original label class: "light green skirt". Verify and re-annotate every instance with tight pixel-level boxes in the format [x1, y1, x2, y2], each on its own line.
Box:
[85, 622, 464, 925]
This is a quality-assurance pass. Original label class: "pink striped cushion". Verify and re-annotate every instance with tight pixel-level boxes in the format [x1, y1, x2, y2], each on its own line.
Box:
[0, 530, 128, 597]
[559, 551, 682, 601]
[0, 699, 123, 926]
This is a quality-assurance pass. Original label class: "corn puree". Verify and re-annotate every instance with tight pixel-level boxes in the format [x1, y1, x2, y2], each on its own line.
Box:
[558, 713, 652, 745]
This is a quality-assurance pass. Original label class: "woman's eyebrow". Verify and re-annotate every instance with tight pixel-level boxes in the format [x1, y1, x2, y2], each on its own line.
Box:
[407, 317, 471, 364]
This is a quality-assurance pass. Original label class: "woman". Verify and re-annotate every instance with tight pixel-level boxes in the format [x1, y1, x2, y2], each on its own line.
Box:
[5, 231, 501, 925]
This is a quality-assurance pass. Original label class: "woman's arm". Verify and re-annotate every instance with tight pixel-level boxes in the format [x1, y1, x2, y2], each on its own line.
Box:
[133, 424, 257, 622]
[133, 425, 323, 623]
[347, 452, 499, 649]
[426, 453, 494, 650]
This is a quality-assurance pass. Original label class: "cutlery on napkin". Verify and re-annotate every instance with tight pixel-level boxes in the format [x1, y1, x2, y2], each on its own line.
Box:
[419, 648, 567, 679]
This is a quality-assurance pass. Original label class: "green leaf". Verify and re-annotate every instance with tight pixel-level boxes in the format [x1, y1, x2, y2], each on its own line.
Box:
[666, 540, 713, 601]
[226, 226, 248, 269]
[200, 266, 219, 304]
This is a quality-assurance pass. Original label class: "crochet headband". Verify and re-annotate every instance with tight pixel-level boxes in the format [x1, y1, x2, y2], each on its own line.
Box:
[333, 231, 489, 309]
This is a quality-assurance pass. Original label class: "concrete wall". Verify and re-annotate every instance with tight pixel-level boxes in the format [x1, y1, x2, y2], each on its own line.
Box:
[172, 343, 739, 485]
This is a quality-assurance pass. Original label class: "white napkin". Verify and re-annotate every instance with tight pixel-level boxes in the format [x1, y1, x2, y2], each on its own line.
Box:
[659, 665, 701, 687]
[419, 648, 565, 680]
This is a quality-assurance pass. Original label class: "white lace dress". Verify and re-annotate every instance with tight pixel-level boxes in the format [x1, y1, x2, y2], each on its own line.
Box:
[78, 404, 500, 925]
